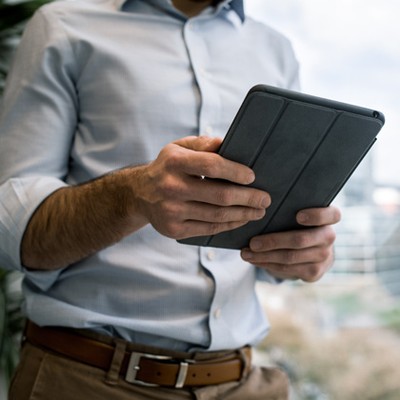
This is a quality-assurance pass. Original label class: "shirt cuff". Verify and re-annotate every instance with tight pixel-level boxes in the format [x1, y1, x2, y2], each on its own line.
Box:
[0, 176, 67, 289]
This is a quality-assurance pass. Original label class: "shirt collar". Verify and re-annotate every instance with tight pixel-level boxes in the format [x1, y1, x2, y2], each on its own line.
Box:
[114, 0, 245, 22]
[227, 0, 244, 22]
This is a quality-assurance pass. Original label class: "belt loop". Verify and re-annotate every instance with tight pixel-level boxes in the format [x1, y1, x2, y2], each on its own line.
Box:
[238, 347, 252, 382]
[104, 338, 128, 386]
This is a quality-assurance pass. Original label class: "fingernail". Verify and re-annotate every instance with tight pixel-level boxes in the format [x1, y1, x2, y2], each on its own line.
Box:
[261, 195, 270, 208]
[247, 171, 255, 183]
[241, 250, 253, 260]
[297, 212, 308, 224]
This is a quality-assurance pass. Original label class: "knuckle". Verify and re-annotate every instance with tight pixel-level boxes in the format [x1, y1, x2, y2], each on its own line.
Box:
[163, 148, 185, 170]
[325, 227, 337, 244]
[333, 207, 342, 223]
[291, 233, 309, 249]
[209, 222, 223, 236]
[303, 264, 324, 282]
[161, 201, 179, 218]
[319, 246, 332, 263]
[262, 235, 277, 250]
[283, 250, 298, 265]
[303, 248, 333, 282]
[208, 221, 242, 236]
[213, 206, 230, 222]
[162, 221, 184, 238]
[157, 203, 186, 238]
[159, 176, 183, 198]
[215, 189, 233, 205]
[201, 158, 219, 178]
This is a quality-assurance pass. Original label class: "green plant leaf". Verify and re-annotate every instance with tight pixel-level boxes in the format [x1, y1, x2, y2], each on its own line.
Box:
[0, 0, 50, 31]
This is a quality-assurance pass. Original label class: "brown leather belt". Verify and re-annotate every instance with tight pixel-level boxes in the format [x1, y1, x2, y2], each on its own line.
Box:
[25, 322, 251, 388]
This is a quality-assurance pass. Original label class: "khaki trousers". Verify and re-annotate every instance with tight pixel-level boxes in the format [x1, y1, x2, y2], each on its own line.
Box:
[9, 341, 289, 400]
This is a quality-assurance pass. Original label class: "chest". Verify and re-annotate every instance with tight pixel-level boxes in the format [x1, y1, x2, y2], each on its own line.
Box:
[66, 12, 289, 172]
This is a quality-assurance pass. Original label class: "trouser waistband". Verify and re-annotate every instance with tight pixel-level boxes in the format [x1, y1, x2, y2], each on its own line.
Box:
[24, 321, 252, 388]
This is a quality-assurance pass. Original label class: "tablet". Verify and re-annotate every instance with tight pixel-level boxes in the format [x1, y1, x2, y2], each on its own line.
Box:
[179, 84, 385, 249]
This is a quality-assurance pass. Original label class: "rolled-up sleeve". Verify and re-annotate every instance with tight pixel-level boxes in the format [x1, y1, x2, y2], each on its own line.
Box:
[0, 7, 77, 283]
[0, 177, 67, 289]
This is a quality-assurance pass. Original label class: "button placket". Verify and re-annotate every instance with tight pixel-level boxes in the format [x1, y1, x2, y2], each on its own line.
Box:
[199, 247, 235, 349]
[182, 18, 220, 138]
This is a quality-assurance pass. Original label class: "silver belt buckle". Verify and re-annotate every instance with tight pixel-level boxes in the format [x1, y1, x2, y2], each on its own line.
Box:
[125, 351, 190, 388]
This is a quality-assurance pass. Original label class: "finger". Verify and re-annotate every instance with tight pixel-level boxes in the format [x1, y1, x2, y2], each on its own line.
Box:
[174, 136, 223, 153]
[172, 220, 251, 240]
[181, 201, 266, 223]
[186, 178, 271, 209]
[165, 141, 256, 185]
[241, 246, 335, 282]
[182, 151, 256, 185]
[296, 206, 341, 226]
[241, 245, 332, 267]
[255, 260, 333, 282]
[248, 226, 336, 252]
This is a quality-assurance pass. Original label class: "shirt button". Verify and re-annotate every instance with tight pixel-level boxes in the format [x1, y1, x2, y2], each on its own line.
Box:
[206, 250, 216, 261]
[213, 308, 222, 319]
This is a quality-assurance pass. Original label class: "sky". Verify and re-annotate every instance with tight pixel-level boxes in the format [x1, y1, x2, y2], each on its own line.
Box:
[245, 0, 400, 186]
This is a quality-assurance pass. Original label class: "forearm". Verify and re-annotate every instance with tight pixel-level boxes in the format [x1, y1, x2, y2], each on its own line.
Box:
[21, 136, 271, 271]
[21, 167, 148, 271]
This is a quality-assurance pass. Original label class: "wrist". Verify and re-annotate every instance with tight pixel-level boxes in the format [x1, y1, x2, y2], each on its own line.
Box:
[111, 165, 150, 230]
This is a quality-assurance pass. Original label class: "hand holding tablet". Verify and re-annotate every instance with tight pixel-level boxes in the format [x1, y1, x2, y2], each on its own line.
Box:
[179, 85, 384, 249]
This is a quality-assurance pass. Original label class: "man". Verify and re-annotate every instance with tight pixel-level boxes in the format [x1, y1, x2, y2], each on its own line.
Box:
[0, 0, 340, 398]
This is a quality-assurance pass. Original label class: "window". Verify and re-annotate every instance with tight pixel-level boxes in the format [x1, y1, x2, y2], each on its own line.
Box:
[247, 1, 400, 398]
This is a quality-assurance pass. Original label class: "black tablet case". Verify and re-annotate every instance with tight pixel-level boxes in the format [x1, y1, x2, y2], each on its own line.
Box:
[179, 85, 385, 249]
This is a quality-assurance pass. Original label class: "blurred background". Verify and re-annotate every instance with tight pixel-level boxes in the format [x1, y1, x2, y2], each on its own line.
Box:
[246, 1, 400, 399]
[1, 0, 400, 399]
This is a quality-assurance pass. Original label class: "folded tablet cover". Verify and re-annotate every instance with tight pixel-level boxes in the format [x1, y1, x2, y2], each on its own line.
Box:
[179, 85, 385, 249]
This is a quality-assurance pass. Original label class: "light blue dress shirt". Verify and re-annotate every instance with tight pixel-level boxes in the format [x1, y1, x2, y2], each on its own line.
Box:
[0, 0, 299, 351]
